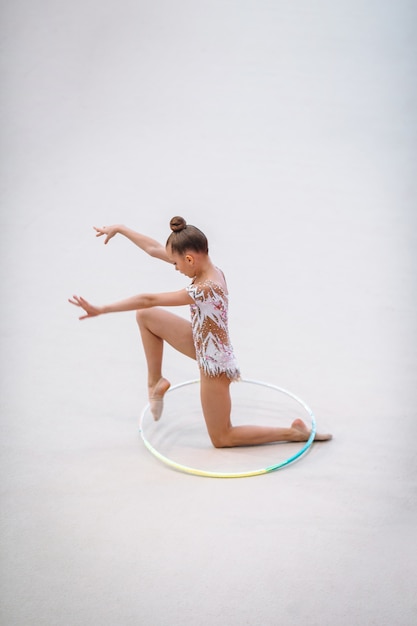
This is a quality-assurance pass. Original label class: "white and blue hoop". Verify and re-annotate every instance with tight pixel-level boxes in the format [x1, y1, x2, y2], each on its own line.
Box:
[139, 378, 317, 478]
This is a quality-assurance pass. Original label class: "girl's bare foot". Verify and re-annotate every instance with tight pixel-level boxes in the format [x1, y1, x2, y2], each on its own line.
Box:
[149, 377, 171, 421]
[291, 418, 332, 442]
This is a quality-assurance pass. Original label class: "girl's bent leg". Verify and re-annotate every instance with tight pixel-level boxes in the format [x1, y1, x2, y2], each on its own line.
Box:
[200, 374, 332, 448]
[136, 308, 196, 420]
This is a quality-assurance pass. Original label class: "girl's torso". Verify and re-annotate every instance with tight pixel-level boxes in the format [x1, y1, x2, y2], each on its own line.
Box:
[186, 271, 240, 381]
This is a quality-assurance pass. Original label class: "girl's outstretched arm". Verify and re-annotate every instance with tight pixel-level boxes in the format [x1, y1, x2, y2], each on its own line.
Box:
[94, 224, 171, 262]
[69, 289, 193, 320]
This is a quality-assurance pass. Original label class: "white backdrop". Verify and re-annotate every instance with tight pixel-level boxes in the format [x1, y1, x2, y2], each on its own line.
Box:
[1, 2, 416, 625]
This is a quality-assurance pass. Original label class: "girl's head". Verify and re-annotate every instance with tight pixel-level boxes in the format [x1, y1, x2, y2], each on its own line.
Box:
[166, 216, 209, 255]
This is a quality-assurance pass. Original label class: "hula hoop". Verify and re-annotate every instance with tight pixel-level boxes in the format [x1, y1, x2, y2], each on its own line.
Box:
[139, 378, 316, 478]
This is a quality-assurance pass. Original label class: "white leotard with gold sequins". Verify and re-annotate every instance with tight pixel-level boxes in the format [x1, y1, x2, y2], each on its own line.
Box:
[186, 279, 240, 381]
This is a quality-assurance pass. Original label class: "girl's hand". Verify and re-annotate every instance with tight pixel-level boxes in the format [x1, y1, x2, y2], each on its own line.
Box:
[93, 225, 121, 244]
[68, 295, 103, 320]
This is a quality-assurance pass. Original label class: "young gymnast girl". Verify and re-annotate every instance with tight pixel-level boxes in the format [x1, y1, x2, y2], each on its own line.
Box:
[69, 217, 331, 448]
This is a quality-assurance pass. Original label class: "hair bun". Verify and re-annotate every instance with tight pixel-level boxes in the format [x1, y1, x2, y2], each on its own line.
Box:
[170, 216, 187, 233]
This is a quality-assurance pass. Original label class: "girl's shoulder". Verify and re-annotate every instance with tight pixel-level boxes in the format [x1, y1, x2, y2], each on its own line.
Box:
[187, 279, 228, 299]
[196, 267, 228, 291]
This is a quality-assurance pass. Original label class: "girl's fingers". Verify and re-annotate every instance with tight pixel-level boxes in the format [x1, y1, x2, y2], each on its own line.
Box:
[69, 295, 99, 319]
[93, 225, 115, 243]
[68, 295, 88, 308]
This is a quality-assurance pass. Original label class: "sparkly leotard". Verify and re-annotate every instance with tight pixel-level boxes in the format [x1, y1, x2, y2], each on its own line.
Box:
[186, 279, 240, 381]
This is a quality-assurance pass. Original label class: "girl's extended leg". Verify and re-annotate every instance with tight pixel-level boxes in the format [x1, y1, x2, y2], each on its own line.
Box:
[200, 374, 332, 448]
[136, 308, 196, 419]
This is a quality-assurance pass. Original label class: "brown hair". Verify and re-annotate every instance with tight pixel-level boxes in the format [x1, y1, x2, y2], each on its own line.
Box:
[166, 216, 209, 255]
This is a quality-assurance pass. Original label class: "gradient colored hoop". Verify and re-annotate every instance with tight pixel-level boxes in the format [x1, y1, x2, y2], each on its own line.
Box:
[139, 378, 316, 478]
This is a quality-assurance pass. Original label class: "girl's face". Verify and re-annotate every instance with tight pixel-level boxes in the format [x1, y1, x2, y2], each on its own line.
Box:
[168, 248, 195, 278]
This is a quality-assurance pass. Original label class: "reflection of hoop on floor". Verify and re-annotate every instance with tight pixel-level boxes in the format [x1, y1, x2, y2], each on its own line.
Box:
[139, 379, 317, 478]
